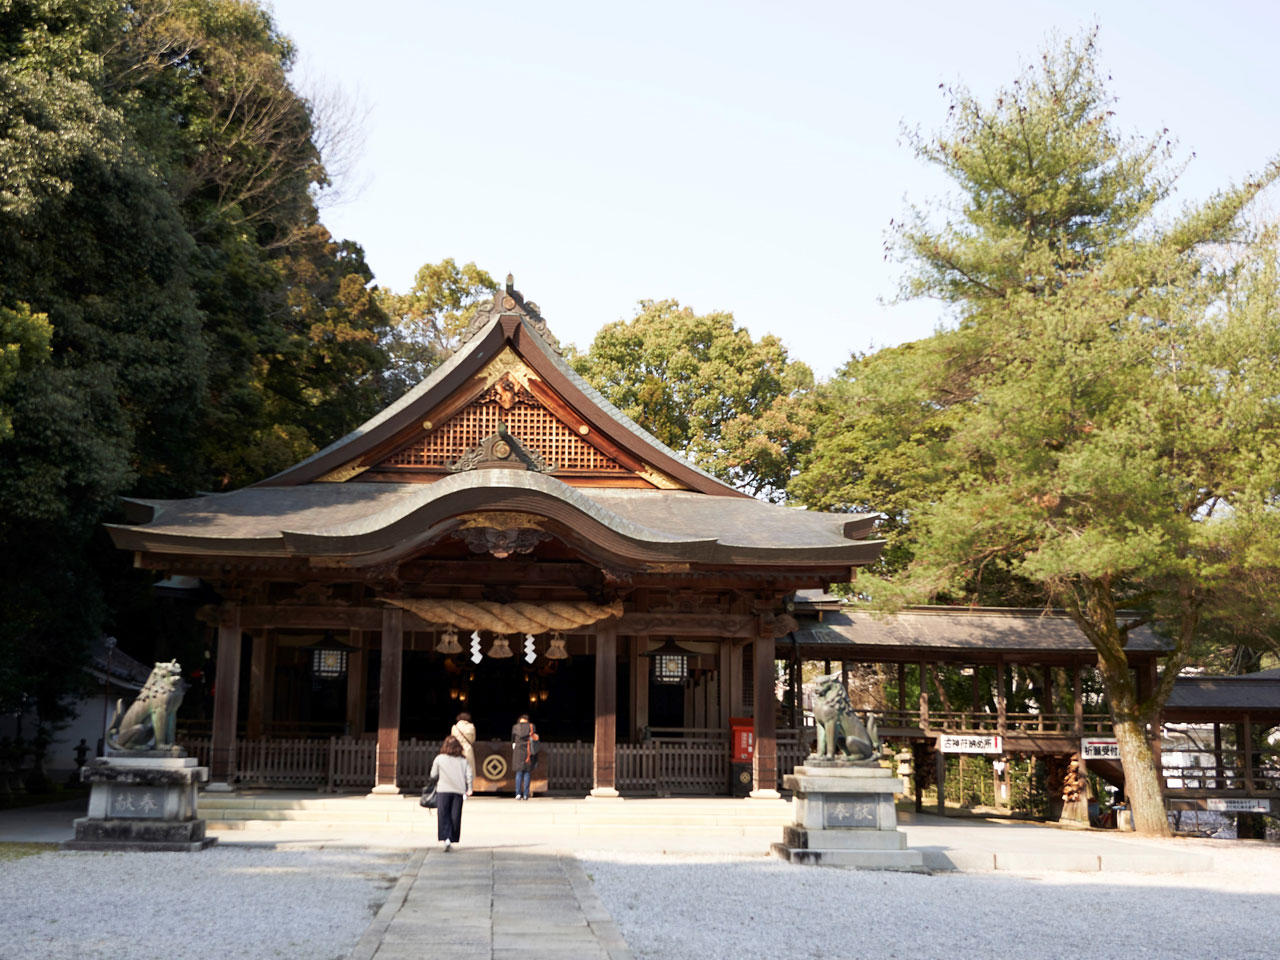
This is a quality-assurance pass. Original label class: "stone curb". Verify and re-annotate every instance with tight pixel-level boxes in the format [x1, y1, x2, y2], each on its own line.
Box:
[348, 848, 426, 960]
[562, 852, 635, 960]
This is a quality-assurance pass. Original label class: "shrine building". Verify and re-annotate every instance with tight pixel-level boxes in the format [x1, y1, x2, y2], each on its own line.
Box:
[106, 278, 884, 797]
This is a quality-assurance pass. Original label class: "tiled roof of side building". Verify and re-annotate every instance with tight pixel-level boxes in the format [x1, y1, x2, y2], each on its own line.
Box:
[792, 607, 1170, 653]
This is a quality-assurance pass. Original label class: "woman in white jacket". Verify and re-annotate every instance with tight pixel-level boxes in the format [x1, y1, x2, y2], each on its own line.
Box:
[450, 712, 477, 779]
[430, 734, 473, 851]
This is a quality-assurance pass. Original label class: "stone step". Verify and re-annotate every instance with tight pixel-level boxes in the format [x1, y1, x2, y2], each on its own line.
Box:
[195, 794, 791, 830]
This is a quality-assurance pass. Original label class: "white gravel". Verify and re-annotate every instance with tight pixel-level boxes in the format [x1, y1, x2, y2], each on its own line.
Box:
[579, 842, 1280, 960]
[0, 847, 404, 960]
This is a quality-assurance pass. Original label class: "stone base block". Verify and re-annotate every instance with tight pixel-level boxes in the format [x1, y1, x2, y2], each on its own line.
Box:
[783, 825, 907, 850]
[64, 816, 216, 853]
[771, 843, 927, 872]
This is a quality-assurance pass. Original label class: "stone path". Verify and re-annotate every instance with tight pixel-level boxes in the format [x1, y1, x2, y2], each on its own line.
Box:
[349, 845, 633, 960]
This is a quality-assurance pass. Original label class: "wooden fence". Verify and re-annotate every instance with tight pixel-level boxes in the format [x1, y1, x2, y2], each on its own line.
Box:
[180, 730, 814, 795]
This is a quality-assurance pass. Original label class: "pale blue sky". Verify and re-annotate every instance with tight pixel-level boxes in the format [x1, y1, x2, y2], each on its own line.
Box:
[268, 0, 1278, 377]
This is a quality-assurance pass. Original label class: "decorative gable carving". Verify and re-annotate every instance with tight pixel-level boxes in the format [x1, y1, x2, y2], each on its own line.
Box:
[378, 370, 629, 475]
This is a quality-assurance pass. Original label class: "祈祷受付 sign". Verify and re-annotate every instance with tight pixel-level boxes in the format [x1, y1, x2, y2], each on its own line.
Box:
[1081, 738, 1120, 760]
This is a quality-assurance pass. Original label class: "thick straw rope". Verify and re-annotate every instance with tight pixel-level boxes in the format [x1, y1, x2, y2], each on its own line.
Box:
[384, 597, 622, 634]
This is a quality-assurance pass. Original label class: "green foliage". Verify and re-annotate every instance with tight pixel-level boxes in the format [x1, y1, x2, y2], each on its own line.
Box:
[0, 0, 391, 729]
[570, 299, 815, 499]
[377, 258, 498, 397]
[794, 29, 1280, 834]
[0, 302, 51, 440]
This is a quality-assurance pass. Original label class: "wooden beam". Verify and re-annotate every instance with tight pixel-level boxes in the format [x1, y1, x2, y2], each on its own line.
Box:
[996, 658, 1007, 737]
[591, 624, 619, 797]
[719, 641, 733, 728]
[935, 744, 947, 817]
[246, 629, 268, 740]
[751, 633, 779, 798]
[1073, 664, 1084, 737]
[209, 605, 242, 789]
[371, 607, 403, 795]
[346, 629, 367, 736]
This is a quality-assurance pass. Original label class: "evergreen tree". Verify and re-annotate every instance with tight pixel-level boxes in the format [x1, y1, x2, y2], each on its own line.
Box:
[794, 30, 1280, 834]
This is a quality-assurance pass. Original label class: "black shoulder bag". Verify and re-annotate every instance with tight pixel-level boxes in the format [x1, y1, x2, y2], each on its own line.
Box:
[420, 774, 438, 809]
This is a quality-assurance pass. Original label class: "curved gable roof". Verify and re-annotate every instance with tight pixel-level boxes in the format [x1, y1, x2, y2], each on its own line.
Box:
[258, 279, 746, 496]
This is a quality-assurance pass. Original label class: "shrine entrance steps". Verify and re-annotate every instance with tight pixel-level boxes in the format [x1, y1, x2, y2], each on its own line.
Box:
[198, 792, 792, 853]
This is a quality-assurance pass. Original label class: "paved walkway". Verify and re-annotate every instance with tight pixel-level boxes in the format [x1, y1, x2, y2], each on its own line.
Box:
[349, 846, 632, 960]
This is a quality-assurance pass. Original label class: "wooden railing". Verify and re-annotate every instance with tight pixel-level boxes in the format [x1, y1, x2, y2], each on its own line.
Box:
[180, 729, 814, 795]
[874, 709, 1113, 736]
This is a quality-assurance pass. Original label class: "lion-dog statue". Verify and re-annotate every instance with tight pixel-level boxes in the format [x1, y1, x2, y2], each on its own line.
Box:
[106, 660, 187, 752]
[810, 673, 879, 762]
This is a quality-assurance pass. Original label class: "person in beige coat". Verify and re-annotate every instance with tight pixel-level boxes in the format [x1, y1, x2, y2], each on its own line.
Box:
[450, 712, 477, 778]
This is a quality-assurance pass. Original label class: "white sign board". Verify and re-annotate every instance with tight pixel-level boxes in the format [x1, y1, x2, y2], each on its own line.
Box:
[940, 734, 1002, 754]
[1081, 738, 1120, 760]
[1207, 798, 1271, 813]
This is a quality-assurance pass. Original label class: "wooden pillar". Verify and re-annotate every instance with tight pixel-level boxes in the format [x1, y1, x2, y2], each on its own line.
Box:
[633, 636, 650, 738]
[729, 643, 744, 717]
[718, 641, 733, 728]
[246, 629, 268, 740]
[209, 604, 242, 790]
[345, 630, 366, 736]
[897, 663, 906, 716]
[1213, 722, 1223, 790]
[750, 632, 779, 798]
[996, 658, 1007, 737]
[918, 662, 929, 729]
[1243, 714, 1255, 793]
[370, 607, 403, 795]
[1073, 663, 1084, 737]
[788, 639, 801, 730]
[591, 624, 619, 797]
[935, 741, 947, 817]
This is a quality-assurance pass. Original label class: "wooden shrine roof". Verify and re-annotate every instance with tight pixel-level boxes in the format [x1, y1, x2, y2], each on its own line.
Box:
[788, 606, 1170, 660]
[1165, 669, 1280, 720]
[106, 277, 883, 574]
[109, 450, 880, 569]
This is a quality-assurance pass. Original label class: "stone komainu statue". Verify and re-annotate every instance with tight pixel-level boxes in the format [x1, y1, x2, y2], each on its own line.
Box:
[810, 673, 879, 762]
[107, 660, 187, 752]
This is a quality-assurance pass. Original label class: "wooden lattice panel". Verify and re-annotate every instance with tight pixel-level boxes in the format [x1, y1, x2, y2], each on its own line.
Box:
[381, 394, 628, 474]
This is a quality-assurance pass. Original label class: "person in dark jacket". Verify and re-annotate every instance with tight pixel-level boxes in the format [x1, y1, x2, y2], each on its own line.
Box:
[430, 734, 473, 850]
[511, 714, 535, 800]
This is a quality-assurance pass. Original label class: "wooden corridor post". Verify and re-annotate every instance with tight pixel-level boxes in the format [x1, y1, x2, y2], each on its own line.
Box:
[246, 629, 268, 740]
[371, 607, 403, 795]
[751, 633, 780, 799]
[208, 603, 242, 791]
[346, 630, 367, 736]
[591, 624, 620, 798]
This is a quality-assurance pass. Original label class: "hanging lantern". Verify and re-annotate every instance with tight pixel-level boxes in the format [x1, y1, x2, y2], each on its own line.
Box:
[488, 636, 514, 659]
[435, 630, 462, 655]
[538, 688, 549, 702]
[545, 633, 569, 660]
[306, 631, 356, 683]
[641, 637, 694, 685]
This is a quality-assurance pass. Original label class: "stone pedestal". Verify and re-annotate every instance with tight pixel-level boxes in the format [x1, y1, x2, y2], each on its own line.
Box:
[771, 761, 925, 871]
[63, 754, 216, 852]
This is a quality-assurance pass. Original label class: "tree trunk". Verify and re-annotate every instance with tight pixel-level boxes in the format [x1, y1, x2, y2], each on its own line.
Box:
[1067, 578, 1173, 837]
[1096, 655, 1170, 836]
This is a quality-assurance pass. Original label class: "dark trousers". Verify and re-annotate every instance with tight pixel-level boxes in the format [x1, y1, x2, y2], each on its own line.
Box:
[436, 791, 463, 842]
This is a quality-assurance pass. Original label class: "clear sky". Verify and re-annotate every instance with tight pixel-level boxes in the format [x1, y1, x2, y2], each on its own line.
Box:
[266, 0, 1278, 377]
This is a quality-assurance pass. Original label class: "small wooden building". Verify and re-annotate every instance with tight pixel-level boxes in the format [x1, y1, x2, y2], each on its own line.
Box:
[106, 278, 883, 796]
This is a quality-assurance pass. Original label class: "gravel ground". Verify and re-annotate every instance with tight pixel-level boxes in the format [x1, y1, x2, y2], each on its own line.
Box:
[579, 841, 1280, 960]
[0, 847, 404, 960]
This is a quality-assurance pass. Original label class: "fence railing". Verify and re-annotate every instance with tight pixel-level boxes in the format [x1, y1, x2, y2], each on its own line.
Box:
[874, 709, 1113, 736]
[179, 729, 815, 795]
